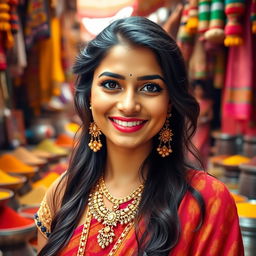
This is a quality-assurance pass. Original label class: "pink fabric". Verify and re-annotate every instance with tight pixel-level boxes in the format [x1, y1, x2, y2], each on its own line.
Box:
[222, 0, 256, 134]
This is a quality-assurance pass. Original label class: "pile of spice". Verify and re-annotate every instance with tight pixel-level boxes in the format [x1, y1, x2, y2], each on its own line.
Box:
[0, 154, 34, 174]
[0, 206, 34, 229]
[210, 155, 229, 165]
[55, 133, 74, 148]
[65, 122, 79, 134]
[0, 190, 12, 200]
[222, 155, 250, 166]
[32, 172, 60, 189]
[31, 149, 53, 160]
[18, 186, 47, 205]
[236, 202, 256, 218]
[36, 139, 68, 156]
[12, 147, 47, 166]
[0, 169, 21, 184]
[19, 206, 39, 218]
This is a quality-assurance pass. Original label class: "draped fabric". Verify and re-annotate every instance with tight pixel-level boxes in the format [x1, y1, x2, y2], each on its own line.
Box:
[37, 170, 243, 256]
[222, 0, 256, 135]
[77, 0, 166, 18]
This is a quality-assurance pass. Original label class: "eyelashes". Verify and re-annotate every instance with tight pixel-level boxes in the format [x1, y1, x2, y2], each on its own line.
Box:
[141, 83, 163, 93]
[100, 80, 120, 90]
[100, 79, 163, 93]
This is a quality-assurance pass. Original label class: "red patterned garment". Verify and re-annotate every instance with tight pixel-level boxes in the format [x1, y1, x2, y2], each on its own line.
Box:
[54, 170, 243, 256]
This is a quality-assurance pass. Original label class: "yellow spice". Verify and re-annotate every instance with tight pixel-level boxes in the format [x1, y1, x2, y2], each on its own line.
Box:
[0, 169, 20, 183]
[236, 202, 256, 218]
[222, 155, 250, 166]
[0, 191, 11, 199]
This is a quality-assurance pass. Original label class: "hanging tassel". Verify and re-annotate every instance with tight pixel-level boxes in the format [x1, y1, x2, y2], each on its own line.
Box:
[224, 0, 245, 47]
[198, 0, 211, 35]
[204, 0, 225, 44]
[0, 2, 14, 48]
[177, 1, 194, 42]
[186, 0, 199, 34]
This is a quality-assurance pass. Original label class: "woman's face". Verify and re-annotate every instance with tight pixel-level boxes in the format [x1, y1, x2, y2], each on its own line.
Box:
[90, 44, 170, 152]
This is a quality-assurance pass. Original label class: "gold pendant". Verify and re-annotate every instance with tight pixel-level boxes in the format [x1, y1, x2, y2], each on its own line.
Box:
[97, 225, 115, 249]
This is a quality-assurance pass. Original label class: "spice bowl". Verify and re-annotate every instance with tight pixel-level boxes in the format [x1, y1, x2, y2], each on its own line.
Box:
[18, 205, 40, 219]
[236, 200, 256, 256]
[238, 164, 256, 199]
[0, 189, 14, 207]
[0, 222, 36, 246]
[0, 174, 27, 191]
[218, 163, 241, 191]
[8, 167, 39, 180]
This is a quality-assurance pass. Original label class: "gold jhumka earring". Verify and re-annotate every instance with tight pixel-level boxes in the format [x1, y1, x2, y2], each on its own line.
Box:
[157, 113, 173, 157]
[88, 122, 102, 152]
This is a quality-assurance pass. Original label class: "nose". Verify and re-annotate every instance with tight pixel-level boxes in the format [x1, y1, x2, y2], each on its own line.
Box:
[116, 89, 141, 115]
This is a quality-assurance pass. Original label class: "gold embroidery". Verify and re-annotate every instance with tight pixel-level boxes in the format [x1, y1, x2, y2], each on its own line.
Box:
[37, 199, 52, 232]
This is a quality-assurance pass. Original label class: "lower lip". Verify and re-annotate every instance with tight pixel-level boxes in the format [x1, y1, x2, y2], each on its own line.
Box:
[110, 119, 146, 133]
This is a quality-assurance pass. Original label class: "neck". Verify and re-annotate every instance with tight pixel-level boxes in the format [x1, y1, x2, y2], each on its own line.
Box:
[103, 140, 151, 197]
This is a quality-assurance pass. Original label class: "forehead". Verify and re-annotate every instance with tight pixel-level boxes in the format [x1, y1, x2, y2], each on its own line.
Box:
[94, 44, 163, 76]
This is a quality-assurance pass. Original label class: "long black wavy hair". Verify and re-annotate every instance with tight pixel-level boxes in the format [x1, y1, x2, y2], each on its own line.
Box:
[39, 16, 204, 256]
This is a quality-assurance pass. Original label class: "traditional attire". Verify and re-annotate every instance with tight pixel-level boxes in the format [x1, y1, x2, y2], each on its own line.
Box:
[35, 170, 244, 255]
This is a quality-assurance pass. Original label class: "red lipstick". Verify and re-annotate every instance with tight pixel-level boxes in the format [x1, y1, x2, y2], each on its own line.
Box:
[109, 116, 147, 133]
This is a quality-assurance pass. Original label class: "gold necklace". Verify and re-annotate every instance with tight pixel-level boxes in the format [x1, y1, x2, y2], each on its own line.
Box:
[88, 178, 144, 249]
[77, 211, 133, 256]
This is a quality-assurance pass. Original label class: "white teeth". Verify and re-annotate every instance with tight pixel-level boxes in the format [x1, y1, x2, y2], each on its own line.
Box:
[112, 119, 144, 127]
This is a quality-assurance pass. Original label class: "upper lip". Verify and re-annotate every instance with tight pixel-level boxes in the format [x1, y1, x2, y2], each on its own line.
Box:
[109, 116, 146, 122]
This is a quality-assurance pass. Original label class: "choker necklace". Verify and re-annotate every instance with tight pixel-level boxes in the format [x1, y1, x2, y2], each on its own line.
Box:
[88, 177, 144, 249]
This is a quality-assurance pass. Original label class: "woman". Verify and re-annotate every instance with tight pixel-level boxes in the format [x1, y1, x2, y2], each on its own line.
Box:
[35, 17, 243, 256]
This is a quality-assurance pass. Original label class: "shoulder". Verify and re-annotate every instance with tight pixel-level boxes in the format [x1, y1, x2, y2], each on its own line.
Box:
[185, 169, 236, 214]
[35, 172, 68, 238]
[44, 171, 68, 213]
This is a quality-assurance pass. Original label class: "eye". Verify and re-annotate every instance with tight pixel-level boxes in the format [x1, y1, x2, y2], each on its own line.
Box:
[100, 80, 120, 90]
[141, 83, 163, 93]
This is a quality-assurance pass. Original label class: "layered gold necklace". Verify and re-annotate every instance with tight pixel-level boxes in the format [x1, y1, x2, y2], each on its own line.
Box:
[77, 177, 144, 255]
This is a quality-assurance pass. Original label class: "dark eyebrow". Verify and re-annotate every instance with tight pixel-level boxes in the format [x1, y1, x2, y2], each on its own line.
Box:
[98, 72, 125, 80]
[137, 75, 165, 82]
[98, 72, 165, 82]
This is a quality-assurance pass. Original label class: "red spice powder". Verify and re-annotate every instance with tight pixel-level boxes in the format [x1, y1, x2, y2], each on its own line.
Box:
[0, 206, 34, 229]
[21, 207, 39, 215]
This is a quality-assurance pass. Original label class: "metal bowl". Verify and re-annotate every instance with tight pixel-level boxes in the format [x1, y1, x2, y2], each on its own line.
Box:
[18, 205, 40, 219]
[0, 222, 36, 246]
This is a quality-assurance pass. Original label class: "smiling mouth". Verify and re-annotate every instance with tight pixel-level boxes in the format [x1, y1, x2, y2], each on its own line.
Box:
[109, 117, 147, 132]
[110, 118, 146, 127]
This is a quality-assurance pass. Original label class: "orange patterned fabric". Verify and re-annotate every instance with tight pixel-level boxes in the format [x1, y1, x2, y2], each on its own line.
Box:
[59, 171, 244, 255]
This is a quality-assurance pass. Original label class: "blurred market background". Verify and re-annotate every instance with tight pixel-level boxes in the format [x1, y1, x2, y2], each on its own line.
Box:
[0, 0, 256, 255]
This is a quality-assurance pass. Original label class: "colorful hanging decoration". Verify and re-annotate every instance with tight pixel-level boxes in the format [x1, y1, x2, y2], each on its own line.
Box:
[224, 0, 246, 46]
[198, 0, 211, 34]
[204, 0, 225, 43]
[9, 0, 19, 33]
[177, 2, 194, 43]
[186, 0, 199, 34]
[0, 0, 14, 49]
[251, 0, 256, 33]
[24, 0, 50, 49]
